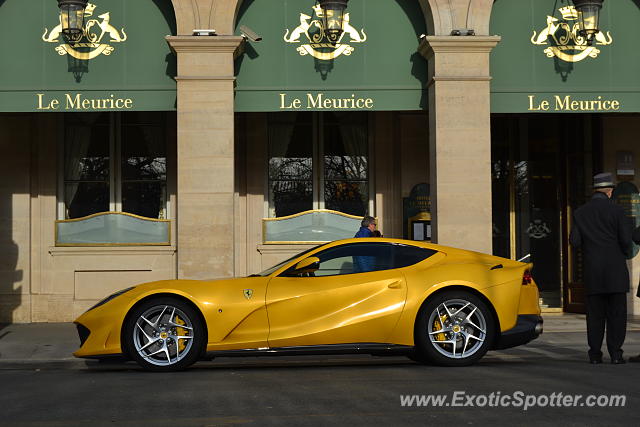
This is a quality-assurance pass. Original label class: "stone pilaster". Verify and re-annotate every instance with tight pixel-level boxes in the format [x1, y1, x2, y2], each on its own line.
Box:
[167, 36, 244, 279]
[419, 36, 500, 254]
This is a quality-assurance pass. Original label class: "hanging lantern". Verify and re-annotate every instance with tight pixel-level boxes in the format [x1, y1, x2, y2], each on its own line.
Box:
[318, 0, 349, 44]
[57, 0, 88, 40]
[572, 0, 605, 44]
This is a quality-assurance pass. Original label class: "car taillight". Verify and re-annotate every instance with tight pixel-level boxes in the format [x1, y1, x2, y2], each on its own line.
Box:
[522, 270, 533, 285]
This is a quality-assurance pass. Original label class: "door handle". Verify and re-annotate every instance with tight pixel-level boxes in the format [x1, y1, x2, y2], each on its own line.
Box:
[388, 280, 403, 289]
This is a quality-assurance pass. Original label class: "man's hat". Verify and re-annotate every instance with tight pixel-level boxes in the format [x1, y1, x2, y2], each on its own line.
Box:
[593, 172, 615, 189]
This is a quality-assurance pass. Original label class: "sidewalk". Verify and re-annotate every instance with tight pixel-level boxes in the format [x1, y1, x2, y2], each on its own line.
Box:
[0, 314, 639, 365]
[543, 312, 640, 332]
[0, 322, 79, 364]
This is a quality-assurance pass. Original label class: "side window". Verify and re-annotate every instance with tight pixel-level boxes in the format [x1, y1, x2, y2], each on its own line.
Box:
[280, 243, 437, 277]
[392, 245, 437, 268]
[313, 243, 393, 277]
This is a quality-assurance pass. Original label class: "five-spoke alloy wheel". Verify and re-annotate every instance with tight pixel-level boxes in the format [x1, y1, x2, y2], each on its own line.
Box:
[413, 291, 494, 366]
[124, 297, 205, 371]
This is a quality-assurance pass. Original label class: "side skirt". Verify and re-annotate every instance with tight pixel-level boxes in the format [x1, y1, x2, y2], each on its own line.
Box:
[204, 343, 414, 359]
[81, 354, 128, 362]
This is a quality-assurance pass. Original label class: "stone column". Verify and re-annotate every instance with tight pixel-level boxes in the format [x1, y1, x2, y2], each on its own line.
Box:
[419, 36, 500, 254]
[167, 36, 244, 279]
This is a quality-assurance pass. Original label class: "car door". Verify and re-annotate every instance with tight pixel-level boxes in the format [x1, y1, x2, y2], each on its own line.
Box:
[265, 242, 408, 348]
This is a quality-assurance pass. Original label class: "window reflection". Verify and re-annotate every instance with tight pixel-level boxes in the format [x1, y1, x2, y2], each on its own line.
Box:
[122, 182, 166, 219]
[64, 182, 109, 219]
[268, 113, 313, 217]
[121, 116, 167, 219]
[267, 112, 369, 218]
[324, 112, 368, 216]
[63, 112, 169, 220]
[64, 113, 110, 219]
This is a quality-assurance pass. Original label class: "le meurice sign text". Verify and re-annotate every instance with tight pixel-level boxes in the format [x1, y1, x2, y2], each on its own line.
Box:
[36, 93, 133, 110]
[279, 93, 374, 110]
[527, 95, 621, 112]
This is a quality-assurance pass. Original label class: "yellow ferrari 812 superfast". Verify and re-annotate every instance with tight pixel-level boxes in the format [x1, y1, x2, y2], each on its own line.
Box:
[73, 238, 543, 371]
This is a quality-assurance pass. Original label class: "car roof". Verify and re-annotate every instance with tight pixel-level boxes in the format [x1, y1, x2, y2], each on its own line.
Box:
[313, 238, 524, 267]
[318, 238, 447, 252]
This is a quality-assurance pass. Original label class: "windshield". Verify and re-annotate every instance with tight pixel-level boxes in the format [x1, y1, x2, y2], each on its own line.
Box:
[253, 245, 321, 277]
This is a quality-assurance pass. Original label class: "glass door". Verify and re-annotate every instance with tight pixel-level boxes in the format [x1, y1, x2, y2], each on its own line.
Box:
[564, 116, 597, 313]
[519, 116, 562, 308]
[491, 114, 597, 311]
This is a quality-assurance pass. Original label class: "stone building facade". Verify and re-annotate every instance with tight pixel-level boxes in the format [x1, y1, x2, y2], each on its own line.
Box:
[1, 0, 639, 322]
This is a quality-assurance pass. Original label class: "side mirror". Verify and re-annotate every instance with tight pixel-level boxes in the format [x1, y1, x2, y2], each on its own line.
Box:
[294, 256, 320, 274]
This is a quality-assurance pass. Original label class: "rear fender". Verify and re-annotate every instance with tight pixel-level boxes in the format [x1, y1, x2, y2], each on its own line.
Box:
[387, 264, 530, 345]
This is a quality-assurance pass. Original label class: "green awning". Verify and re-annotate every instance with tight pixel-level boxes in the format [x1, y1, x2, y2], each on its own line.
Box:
[234, 0, 428, 112]
[491, 0, 640, 113]
[0, 0, 177, 112]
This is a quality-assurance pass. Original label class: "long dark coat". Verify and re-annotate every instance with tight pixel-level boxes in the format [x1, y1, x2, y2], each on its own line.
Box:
[633, 226, 640, 298]
[569, 192, 633, 295]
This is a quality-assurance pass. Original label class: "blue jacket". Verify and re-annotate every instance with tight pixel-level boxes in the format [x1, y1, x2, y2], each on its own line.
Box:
[353, 227, 375, 272]
[354, 227, 374, 238]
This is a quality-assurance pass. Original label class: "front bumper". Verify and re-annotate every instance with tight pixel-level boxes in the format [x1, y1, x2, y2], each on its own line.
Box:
[492, 314, 543, 350]
[73, 305, 126, 358]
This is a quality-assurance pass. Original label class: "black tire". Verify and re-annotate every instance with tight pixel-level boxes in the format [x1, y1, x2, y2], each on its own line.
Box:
[413, 290, 495, 367]
[123, 297, 206, 371]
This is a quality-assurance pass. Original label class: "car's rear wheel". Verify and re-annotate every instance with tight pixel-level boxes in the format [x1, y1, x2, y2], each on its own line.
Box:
[413, 291, 494, 366]
[124, 297, 205, 371]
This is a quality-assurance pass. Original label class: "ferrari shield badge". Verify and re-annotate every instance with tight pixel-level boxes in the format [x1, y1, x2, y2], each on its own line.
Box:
[42, 2, 127, 60]
[531, 5, 612, 63]
[284, 3, 366, 60]
[243, 289, 254, 300]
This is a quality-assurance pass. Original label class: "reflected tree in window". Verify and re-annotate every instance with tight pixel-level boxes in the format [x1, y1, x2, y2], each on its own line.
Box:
[268, 113, 313, 217]
[267, 112, 370, 218]
[324, 112, 368, 216]
[64, 113, 110, 219]
[63, 112, 169, 220]
[122, 114, 167, 219]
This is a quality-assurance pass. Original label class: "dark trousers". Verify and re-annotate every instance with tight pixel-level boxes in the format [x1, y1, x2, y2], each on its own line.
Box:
[586, 293, 627, 359]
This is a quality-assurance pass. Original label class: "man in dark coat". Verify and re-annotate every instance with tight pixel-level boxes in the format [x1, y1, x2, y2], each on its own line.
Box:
[569, 172, 632, 364]
[630, 227, 640, 363]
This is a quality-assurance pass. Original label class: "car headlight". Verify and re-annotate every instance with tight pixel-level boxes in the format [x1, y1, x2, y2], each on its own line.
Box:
[86, 287, 135, 312]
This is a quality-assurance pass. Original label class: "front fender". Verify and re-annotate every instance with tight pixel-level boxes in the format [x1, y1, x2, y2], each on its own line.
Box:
[74, 282, 208, 357]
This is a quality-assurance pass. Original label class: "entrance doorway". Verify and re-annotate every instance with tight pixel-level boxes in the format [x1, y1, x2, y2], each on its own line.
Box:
[491, 114, 601, 312]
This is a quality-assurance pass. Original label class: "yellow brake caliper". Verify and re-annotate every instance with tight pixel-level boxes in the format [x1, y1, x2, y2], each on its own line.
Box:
[174, 315, 188, 352]
[433, 314, 448, 341]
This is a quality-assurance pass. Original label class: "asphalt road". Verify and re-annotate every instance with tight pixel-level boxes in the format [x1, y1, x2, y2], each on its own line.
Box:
[0, 330, 639, 427]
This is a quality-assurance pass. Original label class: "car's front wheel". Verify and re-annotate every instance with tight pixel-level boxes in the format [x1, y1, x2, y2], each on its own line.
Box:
[123, 297, 205, 371]
[413, 291, 495, 366]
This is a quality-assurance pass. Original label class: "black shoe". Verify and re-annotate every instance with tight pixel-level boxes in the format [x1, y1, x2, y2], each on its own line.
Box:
[611, 358, 626, 365]
[629, 355, 640, 363]
[589, 357, 603, 364]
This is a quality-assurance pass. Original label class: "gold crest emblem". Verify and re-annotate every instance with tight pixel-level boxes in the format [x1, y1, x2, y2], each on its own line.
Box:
[284, 4, 366, 60]
[243, 289, 254, 300]
[531, 6, 612, 63]
[42, 2, 127, 60]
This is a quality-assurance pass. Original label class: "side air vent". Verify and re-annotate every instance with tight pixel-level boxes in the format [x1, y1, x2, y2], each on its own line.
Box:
[76, 323, 91, 347]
